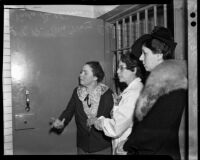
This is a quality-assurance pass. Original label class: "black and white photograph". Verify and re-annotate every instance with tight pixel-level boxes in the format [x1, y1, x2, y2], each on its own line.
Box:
[2, 1, 197, 160]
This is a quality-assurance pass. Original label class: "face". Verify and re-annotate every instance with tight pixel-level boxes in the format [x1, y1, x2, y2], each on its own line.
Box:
[79, 64, 97, 87]
[139, 45, 163, 71]
[117, 61, 136, 84]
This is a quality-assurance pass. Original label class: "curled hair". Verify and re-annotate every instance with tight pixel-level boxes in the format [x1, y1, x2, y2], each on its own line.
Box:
[85, 61, 105, 83]
[120, 52, 143, 78]
[143, 38, 174, 59]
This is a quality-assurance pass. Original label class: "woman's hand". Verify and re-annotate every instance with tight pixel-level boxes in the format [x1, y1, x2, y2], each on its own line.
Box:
[87, 117, 97, 127]
[51, 118, 65, 129]
[94, 118, 103, 131]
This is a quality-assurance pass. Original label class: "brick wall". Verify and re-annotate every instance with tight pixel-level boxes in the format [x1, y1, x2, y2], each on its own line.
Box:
[3, 8, 13, 155]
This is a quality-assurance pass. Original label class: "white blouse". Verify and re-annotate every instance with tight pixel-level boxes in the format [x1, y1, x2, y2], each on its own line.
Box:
[98, 77, 143, 154]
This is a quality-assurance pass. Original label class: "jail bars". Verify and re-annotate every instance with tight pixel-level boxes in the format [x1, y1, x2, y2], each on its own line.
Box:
[112, 4, 167, 55]
[111, 4, 168, 93]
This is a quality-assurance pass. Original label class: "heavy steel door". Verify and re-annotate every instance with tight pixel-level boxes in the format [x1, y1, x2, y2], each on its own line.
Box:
[10, 9, 107, 154]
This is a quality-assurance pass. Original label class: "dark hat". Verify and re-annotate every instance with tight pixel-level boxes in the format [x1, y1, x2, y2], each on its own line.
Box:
[150, 26, 177, 51]
[131, 34, 152, 58]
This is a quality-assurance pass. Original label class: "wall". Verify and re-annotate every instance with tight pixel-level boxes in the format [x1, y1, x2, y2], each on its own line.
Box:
[187, 0, 198, 159]
[173, 1, 187, 159]
[4, 5, 118, 18]
[3, 9, 13, 155]
[174, 0, 198, 160]
[93, 5, 118, 18]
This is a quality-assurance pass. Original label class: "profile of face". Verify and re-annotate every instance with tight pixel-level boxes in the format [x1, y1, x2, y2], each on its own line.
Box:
[79, 64, 97, 87]
[140, 45, 163, 71]
[117, 61, 136, 84]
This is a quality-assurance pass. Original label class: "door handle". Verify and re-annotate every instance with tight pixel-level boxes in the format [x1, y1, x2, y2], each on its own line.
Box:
[25, 90, 30, 112]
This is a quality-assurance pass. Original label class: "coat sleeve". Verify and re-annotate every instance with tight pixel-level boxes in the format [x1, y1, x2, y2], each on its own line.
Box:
[99, 86, 142, 138]
[58, 88, 77, 127]
[98, 89, 114, 118]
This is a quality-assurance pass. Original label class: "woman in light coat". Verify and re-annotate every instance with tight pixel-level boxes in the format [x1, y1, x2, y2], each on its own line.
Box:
[94, 53, 143, 154]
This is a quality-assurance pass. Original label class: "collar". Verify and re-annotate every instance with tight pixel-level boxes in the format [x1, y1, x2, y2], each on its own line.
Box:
[77, 83, 109, 102]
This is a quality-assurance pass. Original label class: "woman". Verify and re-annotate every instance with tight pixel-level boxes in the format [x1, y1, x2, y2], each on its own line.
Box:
[51, 61, 113, 154]
[94, 53, 144, 155]
[121, 26, 188, 160]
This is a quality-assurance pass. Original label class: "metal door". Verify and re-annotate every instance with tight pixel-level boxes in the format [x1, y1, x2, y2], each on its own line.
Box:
[10, 9, 107, 154]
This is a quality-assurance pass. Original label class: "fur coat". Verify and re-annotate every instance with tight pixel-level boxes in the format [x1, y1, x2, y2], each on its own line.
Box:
[135, 59, 188, 121]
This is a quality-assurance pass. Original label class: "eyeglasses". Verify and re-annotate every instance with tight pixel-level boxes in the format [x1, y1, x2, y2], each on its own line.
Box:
[118, 65, 127, 71]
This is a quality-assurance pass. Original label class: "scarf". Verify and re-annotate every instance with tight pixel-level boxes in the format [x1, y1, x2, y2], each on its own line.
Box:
[77, 83, 109, 119]
[135, 60, 188, 121]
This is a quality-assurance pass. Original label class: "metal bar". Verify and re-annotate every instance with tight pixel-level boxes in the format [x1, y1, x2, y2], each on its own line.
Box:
[145, 9, 148, 33]
[116, 21, 119, 50]
[136, 12, 140, 39]
[112, 24, 116, 51]
[108, 4, 155, 24]
[116, 21, 122, 72]
[129, 15, 133, 49]
[164, 4, 167, 27]
[187, 0, 198, 159]
[122, 18, 125, 52]
[133, 17, 136, 43]
[154, 5, 157, 26]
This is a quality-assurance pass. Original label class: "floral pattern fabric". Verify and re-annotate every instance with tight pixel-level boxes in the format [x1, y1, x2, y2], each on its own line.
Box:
[77, 83, 109, 119]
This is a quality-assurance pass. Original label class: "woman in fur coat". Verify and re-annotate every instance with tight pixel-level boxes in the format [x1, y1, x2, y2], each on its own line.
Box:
[118, 26, 188, 160]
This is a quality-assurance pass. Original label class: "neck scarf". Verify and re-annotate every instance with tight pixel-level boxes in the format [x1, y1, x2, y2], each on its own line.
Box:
[77, 83, 109, 119]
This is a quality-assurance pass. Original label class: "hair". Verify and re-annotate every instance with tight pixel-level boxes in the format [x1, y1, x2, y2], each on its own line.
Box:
[120, 52, 143, 78]
[143, 38, 174, 60]
[85, 61, 105, 83]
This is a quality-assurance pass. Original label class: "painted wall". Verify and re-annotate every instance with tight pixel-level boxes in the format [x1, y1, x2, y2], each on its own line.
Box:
[174, 1, 197, 160]
[173, 1, 187, 159]
[187, 0, 198, 160]
[4, 5, 118, 18]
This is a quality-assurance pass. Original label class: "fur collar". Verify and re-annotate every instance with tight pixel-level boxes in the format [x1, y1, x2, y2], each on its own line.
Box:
[135, 60, 188, 121]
